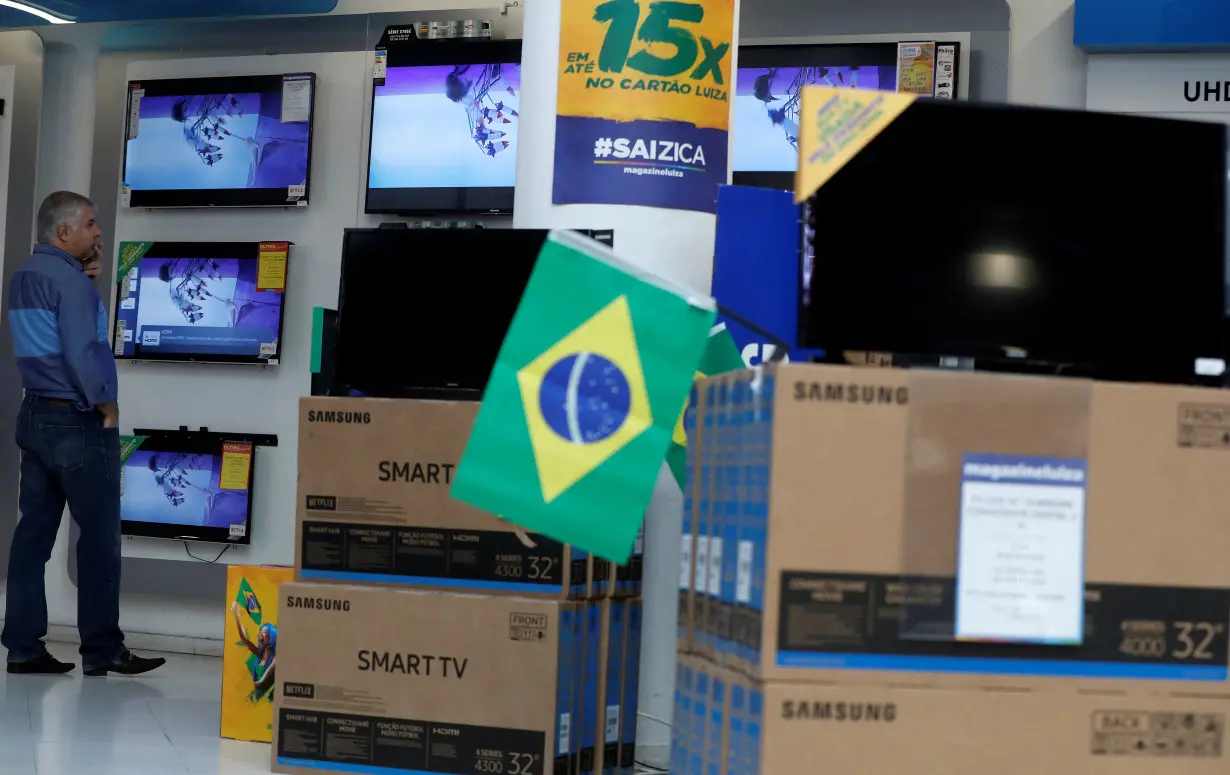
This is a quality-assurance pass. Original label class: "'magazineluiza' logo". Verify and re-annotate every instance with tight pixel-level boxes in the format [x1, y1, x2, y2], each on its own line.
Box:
[593, 138, 706, 167]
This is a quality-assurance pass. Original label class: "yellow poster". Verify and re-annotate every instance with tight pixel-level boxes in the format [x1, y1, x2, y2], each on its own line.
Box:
[257, 242, 288, 293]
[553, 0, 736, 214]
[794, 86, 916, 203]
[221, 565, 294, 743]
[896, 41, 937, 96]
[219, 442, 253, 491]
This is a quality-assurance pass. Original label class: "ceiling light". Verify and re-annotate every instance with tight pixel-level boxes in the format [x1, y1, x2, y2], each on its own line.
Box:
[0, 1, 74, 24]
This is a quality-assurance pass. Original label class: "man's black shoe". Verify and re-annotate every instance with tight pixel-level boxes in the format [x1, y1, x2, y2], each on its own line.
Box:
[7, 654, 75, 674]
[83, 650, 166, 677]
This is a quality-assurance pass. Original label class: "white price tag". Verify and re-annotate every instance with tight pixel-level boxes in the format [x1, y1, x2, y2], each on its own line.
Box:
[281, 76, 312, 123]
[557, 712, 571, 755]
[735, 540, 754, 604]
[259, 342, 277, 357]
[127, 89, 144, 140]
[374, 50, 388, 80]
[604, 706, 620, 743]
[142, 329, 160, 346]
[129, 278, 138, 293]
[679, 534, 692, 590]
[288, 183, 306, 200]
[120, 298, 136, 310]
[706, 537, 722, 596]
[693, 536, 708, 591]
[229, 524, 247, 538]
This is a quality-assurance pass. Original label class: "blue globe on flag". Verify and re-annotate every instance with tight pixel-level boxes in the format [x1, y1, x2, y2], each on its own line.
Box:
[539, 353, 631, 444]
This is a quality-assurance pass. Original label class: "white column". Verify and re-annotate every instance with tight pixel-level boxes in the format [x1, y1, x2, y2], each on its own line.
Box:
[32, 29, 103, 631]
[514, 1, 739, 768]
[1005, 0, 1087, 108]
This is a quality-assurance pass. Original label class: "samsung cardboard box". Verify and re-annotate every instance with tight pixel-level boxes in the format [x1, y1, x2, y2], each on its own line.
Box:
[273, 582, 582, 775]
[721, 671, 1226, 775]
[297, 397, 590, 598]
[221, 564, 294, 743]
[689, 364, 1230, 692]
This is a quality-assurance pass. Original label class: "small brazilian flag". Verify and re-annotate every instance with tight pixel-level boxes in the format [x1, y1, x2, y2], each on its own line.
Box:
[451, 230, 716, 562]
[665, 326, 746, 489]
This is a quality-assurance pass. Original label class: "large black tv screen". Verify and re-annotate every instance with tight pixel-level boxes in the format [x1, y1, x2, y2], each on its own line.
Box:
[123, 73, 317, 209]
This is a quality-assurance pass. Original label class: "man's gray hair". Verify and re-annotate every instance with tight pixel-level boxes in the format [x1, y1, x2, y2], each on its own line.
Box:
[36, 191, 94, 245]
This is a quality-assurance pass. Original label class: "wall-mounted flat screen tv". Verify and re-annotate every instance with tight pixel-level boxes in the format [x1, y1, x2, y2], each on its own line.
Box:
[113, 241, 290, 365]
[365, 35, 522, 215]
[121, 431, 256, 545]
[733, 43, 960, 190]
[123, 73, 317, 208]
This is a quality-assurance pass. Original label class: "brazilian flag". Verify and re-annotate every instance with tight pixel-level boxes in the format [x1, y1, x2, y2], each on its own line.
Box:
[451, 230, 716, 562]
[235, 578, 262, 626]
[665, 326, 746, 489]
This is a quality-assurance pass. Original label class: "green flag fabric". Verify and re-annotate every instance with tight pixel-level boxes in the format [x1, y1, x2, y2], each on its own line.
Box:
[451, 230, 717, 562]
[666, 326, 746, 488]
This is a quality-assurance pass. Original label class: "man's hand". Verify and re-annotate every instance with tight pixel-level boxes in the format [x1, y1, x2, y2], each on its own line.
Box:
[99, 401, 119, 430]
[83, 243, 103, 279]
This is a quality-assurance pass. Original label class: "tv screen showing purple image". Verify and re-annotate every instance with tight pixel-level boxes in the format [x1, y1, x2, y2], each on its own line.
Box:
[122, 450, 251, 531]
[732, 66, 898, 173]
[124, 74, 314, 200]
[369, 63, 521, 190]
[113, 243, 287, 363]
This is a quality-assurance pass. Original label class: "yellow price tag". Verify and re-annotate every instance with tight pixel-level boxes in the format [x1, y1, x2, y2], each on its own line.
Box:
[219, 442, 253, 491]
[257, 242, 288, 292]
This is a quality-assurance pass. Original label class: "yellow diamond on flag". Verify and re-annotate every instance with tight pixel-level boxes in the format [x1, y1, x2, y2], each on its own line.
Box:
[671, 371, 706, 448]
[517, 296, 653, 504]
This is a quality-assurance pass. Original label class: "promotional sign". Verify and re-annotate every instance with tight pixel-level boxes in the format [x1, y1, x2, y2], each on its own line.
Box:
[553, 0, 736, 214]
[895, 42, 937, 95]
[794, 86, 916, 204]
[222, 564, 294, 743]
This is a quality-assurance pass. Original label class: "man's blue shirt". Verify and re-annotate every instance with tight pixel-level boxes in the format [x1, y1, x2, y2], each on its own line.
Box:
[9, 243, 117, 410]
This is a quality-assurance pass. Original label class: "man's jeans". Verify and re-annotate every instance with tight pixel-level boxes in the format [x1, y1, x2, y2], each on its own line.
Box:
[1, 395, 124, 669]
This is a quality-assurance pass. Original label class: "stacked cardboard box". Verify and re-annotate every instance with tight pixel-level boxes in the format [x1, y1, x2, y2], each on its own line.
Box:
[676, 363, 1230, 774]
[273, 397, 645, 775]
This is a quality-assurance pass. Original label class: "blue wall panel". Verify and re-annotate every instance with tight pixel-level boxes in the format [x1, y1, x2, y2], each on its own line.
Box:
[1076, 0, 1230, 50]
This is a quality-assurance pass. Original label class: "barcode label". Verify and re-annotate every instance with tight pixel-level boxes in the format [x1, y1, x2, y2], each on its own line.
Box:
[735, 540, 754, 603]
[707, 537, 722, 596]
[604, 705, 620, 743]
[679, 534, 692, 590]
[558, 712, 571, 755]
[693, 537, 708, 591]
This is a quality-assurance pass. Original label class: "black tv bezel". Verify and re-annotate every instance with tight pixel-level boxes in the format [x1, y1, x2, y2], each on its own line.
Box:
[112, 241, 291, 366]
[364, 38, 523, 217]
[122, 73, 318, 209]
[120, 430, 257, 546]
[733, 41, 963, 190]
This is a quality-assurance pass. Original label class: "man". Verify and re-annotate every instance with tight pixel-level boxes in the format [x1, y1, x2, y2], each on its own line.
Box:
[2, 191, 165, 677]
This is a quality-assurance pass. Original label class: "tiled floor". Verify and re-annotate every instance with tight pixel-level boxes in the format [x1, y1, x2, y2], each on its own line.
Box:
[0, 642, 270, 774]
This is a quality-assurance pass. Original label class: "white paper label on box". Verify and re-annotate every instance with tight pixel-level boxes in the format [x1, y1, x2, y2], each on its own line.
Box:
[374, 50, 388, 80]
[955, 453, 1087, 645]
[706, 537, 722, 596]
[679, 534, 692, 590]
[120, 298, 136, 310]
[127, 89, 144, 140]
[229, 524, 247, 538]
[735, 540, 754, 604]
[288, 183, 306, 200]
[113, 321, 126, 355]
[693, 536, 708, 592]
[557, 711, 571, 755]
[142, 329, 160, 346]
[604, 706, 620, 743]
[259, 341, 277, 357]
[281, 76, 312, 123]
